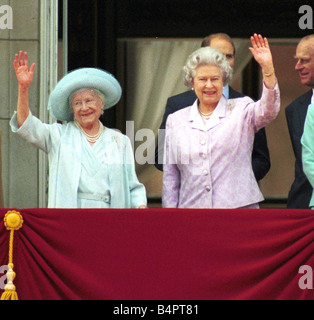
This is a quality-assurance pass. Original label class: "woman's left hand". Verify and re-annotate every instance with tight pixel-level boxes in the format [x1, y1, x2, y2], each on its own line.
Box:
[249, 33, 276, 89]
[249, 34, 274, 72]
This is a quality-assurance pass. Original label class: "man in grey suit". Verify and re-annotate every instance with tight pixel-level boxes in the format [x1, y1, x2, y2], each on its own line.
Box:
[155, 33, 271, 183]
[285, 34, 314, 209]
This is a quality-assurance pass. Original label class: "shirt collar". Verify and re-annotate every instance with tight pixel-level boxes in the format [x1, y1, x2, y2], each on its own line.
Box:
[190, 95, 228, 119]
[223, 85, 229, 99]
[189, 95, 228, 131]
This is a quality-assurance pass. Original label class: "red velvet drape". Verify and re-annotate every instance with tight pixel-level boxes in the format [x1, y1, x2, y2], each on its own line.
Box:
[0, 208, 313, 300]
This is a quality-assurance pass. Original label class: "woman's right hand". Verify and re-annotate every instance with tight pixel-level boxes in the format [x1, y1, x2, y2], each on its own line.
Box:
[13, 51, 35, 89]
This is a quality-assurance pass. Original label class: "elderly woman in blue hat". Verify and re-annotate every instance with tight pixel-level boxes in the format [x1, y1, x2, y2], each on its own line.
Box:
[10, 51, 147, 209]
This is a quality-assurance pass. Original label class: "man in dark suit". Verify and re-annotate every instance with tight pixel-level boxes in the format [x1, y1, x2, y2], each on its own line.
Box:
[155, 33, 270, 183]
[285, 34, 314, 209]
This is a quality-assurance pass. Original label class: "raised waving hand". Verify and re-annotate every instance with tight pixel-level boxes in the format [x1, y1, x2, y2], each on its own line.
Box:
[13, 51, 36, 126]
[249, 34, 276, 89]
[14, 51, 36, 89]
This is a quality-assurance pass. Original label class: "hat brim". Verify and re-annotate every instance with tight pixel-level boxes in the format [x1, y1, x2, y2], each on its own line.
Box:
[48, 68, 122, 122]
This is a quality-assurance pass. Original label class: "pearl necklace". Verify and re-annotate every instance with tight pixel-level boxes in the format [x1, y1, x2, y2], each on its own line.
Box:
[75, 120, 104, 143]
[199, 108, 214, 120]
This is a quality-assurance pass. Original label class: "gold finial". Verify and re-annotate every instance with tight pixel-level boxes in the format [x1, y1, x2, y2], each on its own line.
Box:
[4, 210, 23, 231]
[1, 210, 23, 300]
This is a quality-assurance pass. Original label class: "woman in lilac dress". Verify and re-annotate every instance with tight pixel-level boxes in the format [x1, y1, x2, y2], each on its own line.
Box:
[162, 34, 280, 209]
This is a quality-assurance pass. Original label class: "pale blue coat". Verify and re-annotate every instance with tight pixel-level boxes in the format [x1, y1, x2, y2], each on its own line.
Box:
[10, 112, 147, 208]
[301, 103, 314, 208]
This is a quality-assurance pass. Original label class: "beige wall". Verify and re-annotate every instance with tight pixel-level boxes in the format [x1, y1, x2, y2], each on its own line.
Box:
[0, 0, 57, 208]
[0, 0, 40, 208]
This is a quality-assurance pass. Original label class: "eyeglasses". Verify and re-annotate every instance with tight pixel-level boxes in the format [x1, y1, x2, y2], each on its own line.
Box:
[71, 98, 98, 109]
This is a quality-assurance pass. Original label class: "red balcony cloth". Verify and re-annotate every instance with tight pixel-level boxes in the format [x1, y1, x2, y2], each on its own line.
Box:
[0, 208, 313, 300]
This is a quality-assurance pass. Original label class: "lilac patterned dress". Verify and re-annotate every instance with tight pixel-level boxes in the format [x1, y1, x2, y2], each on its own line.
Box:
[162, 83, 280, 208]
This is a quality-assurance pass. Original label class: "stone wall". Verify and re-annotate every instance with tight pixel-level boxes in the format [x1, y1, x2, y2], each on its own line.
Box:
[0, 0, 57, 208]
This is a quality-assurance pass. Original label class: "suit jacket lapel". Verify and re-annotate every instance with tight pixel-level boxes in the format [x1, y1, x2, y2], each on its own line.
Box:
[298, 90, 312, 130]
[228, 86, 245, 99]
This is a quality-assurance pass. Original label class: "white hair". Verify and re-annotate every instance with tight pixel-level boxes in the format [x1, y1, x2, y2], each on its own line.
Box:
[70, 88, 105, 107]
[183, 47, 233, 88]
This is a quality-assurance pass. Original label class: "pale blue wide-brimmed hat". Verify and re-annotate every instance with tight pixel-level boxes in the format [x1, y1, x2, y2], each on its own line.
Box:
[47, 68, 122, 122]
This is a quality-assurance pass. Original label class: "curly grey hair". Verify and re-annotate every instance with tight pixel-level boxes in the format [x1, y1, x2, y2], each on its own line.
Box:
[183, 47, 233, 88]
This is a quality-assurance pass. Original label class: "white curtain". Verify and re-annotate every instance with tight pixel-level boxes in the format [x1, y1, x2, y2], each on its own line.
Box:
[122, 39, 253, 196]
